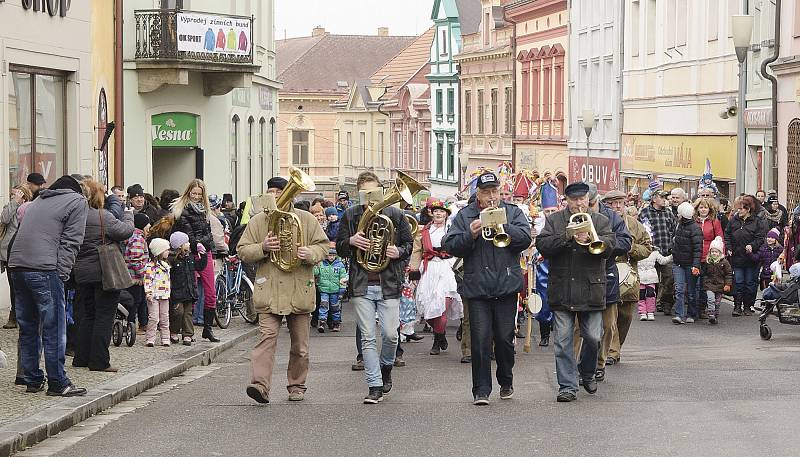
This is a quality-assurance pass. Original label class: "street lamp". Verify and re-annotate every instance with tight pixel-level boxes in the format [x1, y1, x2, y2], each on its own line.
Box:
[459, 149, 469, 191]
[582, 109, 595, 183]
[732, 14, 753, 194]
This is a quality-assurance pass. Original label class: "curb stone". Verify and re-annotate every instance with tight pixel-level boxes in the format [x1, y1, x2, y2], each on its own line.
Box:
[0, 325, 257, 456]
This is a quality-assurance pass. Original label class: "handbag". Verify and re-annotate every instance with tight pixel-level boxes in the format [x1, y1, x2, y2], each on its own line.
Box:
[617, 261, 640, 302]
[98, 210, 134, 291]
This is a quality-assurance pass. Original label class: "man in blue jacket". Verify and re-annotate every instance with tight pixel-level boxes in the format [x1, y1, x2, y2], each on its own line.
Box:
[443, 171, 532, 406]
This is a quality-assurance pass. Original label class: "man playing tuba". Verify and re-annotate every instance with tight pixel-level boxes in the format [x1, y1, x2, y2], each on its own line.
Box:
[237, 175, 330, 404]
[336, 171, 414, 404]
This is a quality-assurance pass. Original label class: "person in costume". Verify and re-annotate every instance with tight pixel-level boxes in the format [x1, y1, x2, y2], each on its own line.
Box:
[410, 199, 463, 355]
[533, 181, 559, 346]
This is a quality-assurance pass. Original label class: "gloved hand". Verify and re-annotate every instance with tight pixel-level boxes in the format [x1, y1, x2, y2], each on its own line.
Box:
[408, 270, 421, 281]
[723, 285, 731, 293]
[691, 267, 700, 276]
[196, 243, 206, 255]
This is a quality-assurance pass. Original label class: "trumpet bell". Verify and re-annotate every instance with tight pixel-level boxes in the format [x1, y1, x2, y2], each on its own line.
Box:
[588, 241, 606, 255]
[493, 232, 511, 248]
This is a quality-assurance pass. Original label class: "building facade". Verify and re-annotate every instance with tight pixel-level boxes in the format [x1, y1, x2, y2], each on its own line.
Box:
[276, 28, 415, 197]
[0, 0, 95, 196]
[427, 0, 480, 196]
[123, 0, 280, 203]
[621, 0, 740, 197]
[456, 1, 514, 183]
[506, 0, 569, 191]
[774, 0, 800, 207]
[744, 0, 778, 194]
[568, 0, 623, 192]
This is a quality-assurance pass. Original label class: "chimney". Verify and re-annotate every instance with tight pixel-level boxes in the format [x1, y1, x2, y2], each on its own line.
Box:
[377, 27, 389, 37]
[312, 26, 326, 37]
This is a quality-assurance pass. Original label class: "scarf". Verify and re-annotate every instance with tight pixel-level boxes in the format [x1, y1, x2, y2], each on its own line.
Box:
[189, 202, 206, 214]
[765, 208, 782, 225]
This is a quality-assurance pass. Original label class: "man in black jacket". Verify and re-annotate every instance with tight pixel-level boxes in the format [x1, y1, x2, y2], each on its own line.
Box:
[336, 172, 413, 404]
[536, 182, 616, 403]
[443, 172, 532, 406]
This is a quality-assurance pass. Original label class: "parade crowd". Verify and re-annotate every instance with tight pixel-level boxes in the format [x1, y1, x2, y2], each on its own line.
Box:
[1, 167, 796, 405]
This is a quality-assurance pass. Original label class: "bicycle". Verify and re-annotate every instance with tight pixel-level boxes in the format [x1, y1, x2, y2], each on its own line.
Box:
[215, 255, 258, 328]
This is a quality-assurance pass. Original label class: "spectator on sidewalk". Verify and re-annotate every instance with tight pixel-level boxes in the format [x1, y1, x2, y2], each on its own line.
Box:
[726, 195, 768, 316]
[127, 184, 161, 223]
[123, 213, 151, 333]
[9, 174, 88, 397]
[639, 190, 677, 315]
[1, 184, 33, 329]
[72, 179, 134, 373]
[26, 172, 47, 200]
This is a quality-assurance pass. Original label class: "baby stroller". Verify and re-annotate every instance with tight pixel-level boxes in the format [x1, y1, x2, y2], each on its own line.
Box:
[112, 303, 137, 347]
[758, 274, 800, 341]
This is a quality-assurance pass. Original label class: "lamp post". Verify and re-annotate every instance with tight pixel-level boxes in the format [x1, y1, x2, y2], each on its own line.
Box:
[582, 109, 595, 183]
[459, 149, 469, 192]
[732, 14, 754, 195]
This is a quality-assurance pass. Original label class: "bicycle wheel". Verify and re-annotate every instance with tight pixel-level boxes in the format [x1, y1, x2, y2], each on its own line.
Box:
[238, 277, 258, 324]
[215, 275, 232, 329]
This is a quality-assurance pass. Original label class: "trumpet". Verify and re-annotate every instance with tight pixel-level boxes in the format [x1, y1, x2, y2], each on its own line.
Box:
[480, 201, 511, 248]
[565, 212, 606, 255]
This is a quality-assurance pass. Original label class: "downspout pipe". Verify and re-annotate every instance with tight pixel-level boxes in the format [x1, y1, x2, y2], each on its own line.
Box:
[760, 0, 780, 192]
[113, 0, 125, 186]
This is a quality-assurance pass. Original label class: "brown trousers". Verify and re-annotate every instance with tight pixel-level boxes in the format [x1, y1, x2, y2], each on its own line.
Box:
[169, 302, 194, 337]
[460, 299, 471, 357]
[250, 313, 310, 398]
[607, 300, 636, 361]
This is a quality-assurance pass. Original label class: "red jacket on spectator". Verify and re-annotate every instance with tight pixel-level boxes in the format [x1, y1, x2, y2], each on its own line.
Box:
[697, 216, 724, 263]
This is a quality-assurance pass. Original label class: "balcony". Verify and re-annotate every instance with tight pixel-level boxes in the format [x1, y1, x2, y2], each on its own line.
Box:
[134, 9, 260, 95]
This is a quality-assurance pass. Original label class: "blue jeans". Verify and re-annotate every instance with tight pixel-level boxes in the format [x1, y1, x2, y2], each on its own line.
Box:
[672, 265, 698, 319]
[553, 310, 602, 394]
[194, 281, 204, 324]
[734, 266, 759, 309]
[11, 271, 71, 390]
[351, 285, 399, 388]
[318, 292, 341, 323]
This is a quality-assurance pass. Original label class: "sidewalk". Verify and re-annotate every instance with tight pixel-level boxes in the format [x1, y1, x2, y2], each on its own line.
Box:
[0, 312, 257, 456]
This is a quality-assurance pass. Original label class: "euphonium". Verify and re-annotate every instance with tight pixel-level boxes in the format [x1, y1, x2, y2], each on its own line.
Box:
[356, 171, 425, 273]
[264, 166, 316, 272]
[480, 200, 511, 248]
[405, 214, 419, 238]
[565, 212, 606, 255]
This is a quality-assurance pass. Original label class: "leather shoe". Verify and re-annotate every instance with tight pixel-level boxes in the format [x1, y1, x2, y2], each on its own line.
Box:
[538, 336, 550, 347]
[556, 391, 577, 402]
[606, 357, 617, 366]
[582, 377, 598, 394]
[460, 356, 471, 364]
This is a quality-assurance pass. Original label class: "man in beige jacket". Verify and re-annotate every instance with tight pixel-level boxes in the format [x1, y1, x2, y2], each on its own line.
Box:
[237, 178, 329, 404]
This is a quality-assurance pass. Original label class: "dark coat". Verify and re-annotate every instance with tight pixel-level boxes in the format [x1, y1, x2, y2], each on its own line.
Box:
[137, 202, 162, 226]
[73, 208, 134, 285]
[703, 258, 733, 293]
[598, 204, 632, 305]
[671, 217, 703, 268]
[168, 250, 208, 305]
[173, 205, 214, 251]
[335, 204, 413, 300]
[725, 214, 768, 268]
[535, 208, 616, 312]
[326, 219, 340, 242]
[443, 201, 532, 300]
[750, 242, 783, 280]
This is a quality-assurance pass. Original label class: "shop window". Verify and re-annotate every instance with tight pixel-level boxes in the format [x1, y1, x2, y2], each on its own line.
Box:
[292, 130, 309, 165]
[7, 69, 66, 188]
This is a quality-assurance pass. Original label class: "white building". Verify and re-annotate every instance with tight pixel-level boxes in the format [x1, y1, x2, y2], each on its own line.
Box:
[123, 0, 280, 202]
[567, 0, 624, 192]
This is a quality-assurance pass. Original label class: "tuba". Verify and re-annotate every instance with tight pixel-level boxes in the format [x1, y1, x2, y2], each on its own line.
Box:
[263, 166, 316, 272]
[565, 212, 606, 255]
[356, 171, 425, 273]
[480, 201, 511, 248]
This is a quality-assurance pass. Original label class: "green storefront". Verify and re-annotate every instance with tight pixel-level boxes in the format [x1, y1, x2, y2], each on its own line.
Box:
[151, 113, 201, 195]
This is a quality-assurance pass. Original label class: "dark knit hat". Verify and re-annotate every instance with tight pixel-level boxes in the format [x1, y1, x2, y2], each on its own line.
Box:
[134, 213, 151, 230]
[49, 175, 83, 196]
[266, 177, 288, 190]
[26, 172, 46, 186]
[325, 207, 338, 217]
[127, 184, 144, 198]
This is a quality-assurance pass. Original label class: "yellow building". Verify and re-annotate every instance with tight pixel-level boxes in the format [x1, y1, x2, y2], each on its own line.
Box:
[276, 27, 415, 197]
[91, 0, 117, 189]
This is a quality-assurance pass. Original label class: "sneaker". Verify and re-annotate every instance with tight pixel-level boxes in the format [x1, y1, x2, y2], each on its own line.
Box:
[162, 341, 171, 347]
[708, 315, 718, 325]
[170, 334, 180, 343]
[364, 387, 384, 404]
[595, 368, 605, 382]
[647, 313, 655, 321]
[332, 323, 341, 332]
[46, 384, 87, 397]
[26, 381, 46, 393]
[288, 391, 305, 402]
[582, 377, 598, 394]
[460, 356, 472, 363]
[317, 324, 325, 334]
[351, 357, 364, 371]
[499, 386, 514, 400]
[473, 394, 490, 406]
[672, 316, 685, 325]
[556, 391, 577, 402]
[246, 385, 269, 404]
[685, 317, 695, 324]
[146, 342, 155, 347]
[639, 313, 647, 321]
[182, 337, 192, 346]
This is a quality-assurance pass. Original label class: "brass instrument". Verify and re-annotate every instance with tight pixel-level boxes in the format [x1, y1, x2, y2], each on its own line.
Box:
[565, 212, 606, 255]
[356, 171, 425, 273]
[263, 166, 316, 272]
[405, 214, 419, 238]
[480, 201, 511, 248]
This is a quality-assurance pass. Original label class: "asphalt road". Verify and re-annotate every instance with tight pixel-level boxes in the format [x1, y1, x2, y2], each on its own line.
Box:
[47, 303, 800, 457]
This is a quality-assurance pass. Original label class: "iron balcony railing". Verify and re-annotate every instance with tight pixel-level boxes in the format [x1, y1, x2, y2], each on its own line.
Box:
[135, 9, 254, 66]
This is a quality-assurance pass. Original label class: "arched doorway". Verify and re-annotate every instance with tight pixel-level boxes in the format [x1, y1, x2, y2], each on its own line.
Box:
[788, 119, 800, 209]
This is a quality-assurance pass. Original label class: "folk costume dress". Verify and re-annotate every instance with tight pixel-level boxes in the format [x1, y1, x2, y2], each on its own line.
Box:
[413, 221, 463, 328]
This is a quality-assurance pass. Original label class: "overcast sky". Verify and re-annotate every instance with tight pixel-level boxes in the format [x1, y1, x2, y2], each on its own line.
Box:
[275, 0, 433, 39]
